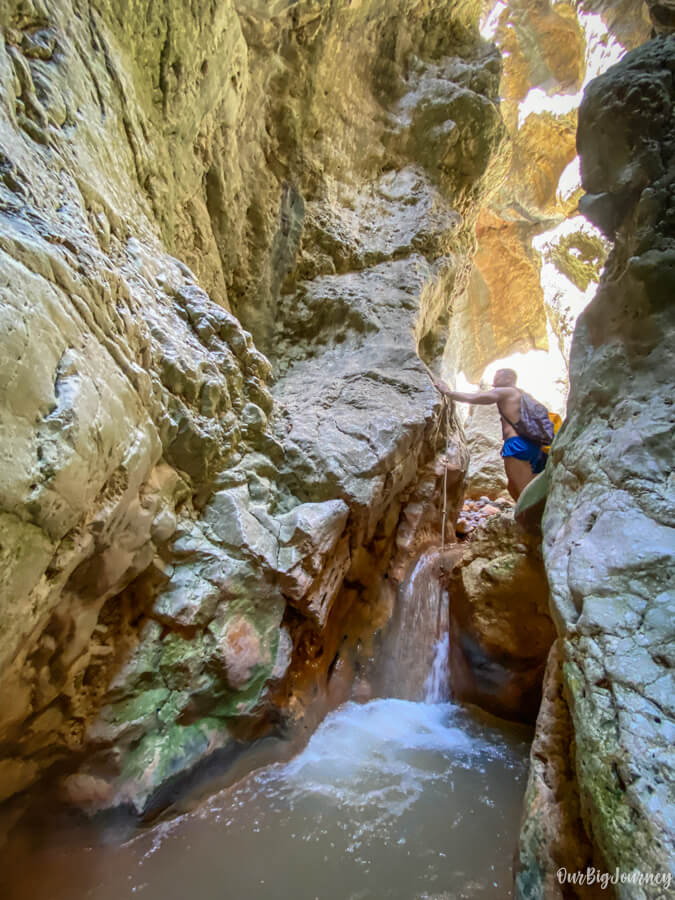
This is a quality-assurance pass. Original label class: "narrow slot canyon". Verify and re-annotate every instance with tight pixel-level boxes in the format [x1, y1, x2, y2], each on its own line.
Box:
[0, 1, 673, 898]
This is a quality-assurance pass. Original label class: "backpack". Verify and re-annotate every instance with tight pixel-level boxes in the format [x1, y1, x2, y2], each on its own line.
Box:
[503, 392, 555, 446]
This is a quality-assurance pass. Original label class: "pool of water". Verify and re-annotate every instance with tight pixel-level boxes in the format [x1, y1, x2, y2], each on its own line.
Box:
[4, 696, 530, 900]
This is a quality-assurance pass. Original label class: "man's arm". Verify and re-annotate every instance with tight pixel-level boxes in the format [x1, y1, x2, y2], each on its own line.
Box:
[448, 389, 502, 405]
[432, 380, 513, 405]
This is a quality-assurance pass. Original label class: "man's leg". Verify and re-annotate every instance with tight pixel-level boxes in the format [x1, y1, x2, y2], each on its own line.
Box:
[503, 456, 534, 501]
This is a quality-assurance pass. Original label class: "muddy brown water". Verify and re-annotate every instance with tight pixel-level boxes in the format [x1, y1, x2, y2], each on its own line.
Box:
[4, 547, 532, 899]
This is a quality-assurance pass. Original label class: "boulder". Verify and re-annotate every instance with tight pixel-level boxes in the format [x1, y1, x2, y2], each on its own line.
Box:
[446, 511, 555, 722]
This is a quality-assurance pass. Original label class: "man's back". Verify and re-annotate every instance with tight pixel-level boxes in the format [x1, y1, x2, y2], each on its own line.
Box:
[495, 387, 521, 439]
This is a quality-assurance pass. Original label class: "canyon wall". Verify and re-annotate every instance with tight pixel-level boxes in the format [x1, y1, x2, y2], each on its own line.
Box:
[518, 30, 675, 897]
[0, 0, 505, 814]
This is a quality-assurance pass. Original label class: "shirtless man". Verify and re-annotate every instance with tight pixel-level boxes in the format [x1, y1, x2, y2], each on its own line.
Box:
[432, 368, 546, 501]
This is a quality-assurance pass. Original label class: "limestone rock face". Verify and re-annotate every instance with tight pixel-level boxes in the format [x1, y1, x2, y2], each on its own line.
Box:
[537, 34, 675, 888]
[515, 642, 598, 900]
[449, 0, 655, 386]
[0, 0, 506, 812]
[576, 0, 652, 48]
[447, 510, 555, 723]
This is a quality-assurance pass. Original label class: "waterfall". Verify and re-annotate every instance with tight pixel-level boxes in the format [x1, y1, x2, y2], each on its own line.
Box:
[423, 631, 450, 703]
[378, 546, 460, 702]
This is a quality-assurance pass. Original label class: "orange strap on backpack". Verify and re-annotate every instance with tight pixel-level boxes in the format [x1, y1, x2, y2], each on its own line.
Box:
[542, 412, 563, 454]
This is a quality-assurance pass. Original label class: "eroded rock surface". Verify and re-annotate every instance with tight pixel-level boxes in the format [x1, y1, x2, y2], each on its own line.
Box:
[462, 400, 508, 499]
[515, 642, 600, 900]
[447, 510, 555, 723]
[0, 0, 506, 814]
[532, 33, 675, 890]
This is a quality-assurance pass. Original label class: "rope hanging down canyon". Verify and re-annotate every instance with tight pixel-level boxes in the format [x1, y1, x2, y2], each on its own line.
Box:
[429, 388, 453, 551]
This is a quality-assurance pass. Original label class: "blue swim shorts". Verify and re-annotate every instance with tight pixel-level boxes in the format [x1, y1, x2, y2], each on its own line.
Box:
[501, 436, 547, 474]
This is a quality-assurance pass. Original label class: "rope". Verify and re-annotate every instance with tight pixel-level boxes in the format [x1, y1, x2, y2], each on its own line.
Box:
[421, 361, 455, 551]
[440, 395, 451, 551]
[441, 449, 448, 550]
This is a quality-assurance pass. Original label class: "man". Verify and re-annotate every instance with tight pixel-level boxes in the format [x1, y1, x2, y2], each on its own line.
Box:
[432, 368, 546, 501]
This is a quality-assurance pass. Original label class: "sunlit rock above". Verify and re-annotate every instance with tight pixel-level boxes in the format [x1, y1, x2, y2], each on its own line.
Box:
[450, 0, 633, 387]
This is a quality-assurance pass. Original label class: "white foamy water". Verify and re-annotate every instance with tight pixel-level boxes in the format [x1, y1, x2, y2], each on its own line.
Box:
[379, 546, 457, 701]
[281, 699, 474, 807]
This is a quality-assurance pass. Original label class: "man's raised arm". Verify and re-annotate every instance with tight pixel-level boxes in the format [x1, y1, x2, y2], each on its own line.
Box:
[432, 379, 508, 405]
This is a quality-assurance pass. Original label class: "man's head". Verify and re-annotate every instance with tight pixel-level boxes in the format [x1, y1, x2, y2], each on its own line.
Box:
[492, 368, 517, 387]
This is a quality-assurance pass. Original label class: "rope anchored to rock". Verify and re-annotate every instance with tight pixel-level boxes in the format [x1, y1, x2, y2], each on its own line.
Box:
[422, 362, 455, 551]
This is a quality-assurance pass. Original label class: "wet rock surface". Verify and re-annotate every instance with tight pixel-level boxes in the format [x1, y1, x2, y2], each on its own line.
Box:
[447, 510, 555, 723]
[515, 641, 601, 900]
[534, 32, 675, 890]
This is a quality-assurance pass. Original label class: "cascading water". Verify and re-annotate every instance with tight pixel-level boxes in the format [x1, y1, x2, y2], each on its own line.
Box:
[5, 546, 532, 900]
[379, 546, 458, 701]
[423, 632, 451, 704]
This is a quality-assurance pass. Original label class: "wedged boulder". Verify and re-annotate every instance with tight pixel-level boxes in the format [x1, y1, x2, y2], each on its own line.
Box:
[446, 510, 555, 723]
